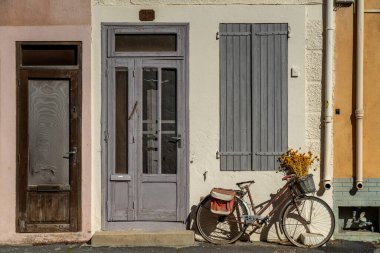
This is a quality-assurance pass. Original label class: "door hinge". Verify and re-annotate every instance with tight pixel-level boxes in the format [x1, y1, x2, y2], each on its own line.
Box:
[105, 61, 109, 78]
[18, 218, 26, 232]
[133, 70, 136, 78]
[104, 130, 109, 143]
[133, 201, 135, 209]
[17, 154, 20, 164]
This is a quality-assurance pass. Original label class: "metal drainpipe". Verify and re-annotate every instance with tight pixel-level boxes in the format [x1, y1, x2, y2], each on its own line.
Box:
[356, 0, 364, 190]
[323, 0, 334, 190]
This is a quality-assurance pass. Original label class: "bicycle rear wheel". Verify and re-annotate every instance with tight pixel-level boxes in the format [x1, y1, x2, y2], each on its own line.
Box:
[281, 196, 335, 248]
[196, 195, 248, 244]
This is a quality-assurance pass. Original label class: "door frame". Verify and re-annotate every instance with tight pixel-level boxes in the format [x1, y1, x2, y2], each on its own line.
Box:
[101, 23, 189, 230]
[16, 42, 82, 232]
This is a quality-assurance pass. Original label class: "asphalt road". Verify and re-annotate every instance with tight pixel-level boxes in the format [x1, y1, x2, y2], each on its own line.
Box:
[0, 240, 377, 253]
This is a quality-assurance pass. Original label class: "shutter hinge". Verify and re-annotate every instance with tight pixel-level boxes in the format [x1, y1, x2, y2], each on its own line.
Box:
[104, 130, 109, 143]
[216, 151, 252, 159]
[255, 31, 289, 36]
[216, 31, 251, 40]
[255, 152, 283, 156]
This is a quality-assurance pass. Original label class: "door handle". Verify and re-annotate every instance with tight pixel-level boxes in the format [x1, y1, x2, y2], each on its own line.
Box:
[169, 135, 182, 148]
[63, 147, 77, 158]
[170, 136, 181, 142]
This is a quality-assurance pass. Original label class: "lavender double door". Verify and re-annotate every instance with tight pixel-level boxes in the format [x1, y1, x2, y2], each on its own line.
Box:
[106, 58, 187, 222]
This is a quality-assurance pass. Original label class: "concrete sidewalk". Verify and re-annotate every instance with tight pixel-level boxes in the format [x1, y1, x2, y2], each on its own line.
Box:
[0, 240, 378, 253]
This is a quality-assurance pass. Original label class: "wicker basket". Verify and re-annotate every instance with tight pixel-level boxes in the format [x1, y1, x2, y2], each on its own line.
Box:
[294, 174, 316, 195]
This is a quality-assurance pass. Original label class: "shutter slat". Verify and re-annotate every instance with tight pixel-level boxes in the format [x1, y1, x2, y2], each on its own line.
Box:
[220, 24, 227, 171]
[281, 24, 289, 152]
[267, 25, 275, 170]
[274, 23, 282, 170]
[252, 24, 261, 170]
[246, 24, 252, 171]
[226, 24, 234, 170]
[260, 24, 268, 170]
[233, 24, 241, 171]
[240, 24, 249, 171]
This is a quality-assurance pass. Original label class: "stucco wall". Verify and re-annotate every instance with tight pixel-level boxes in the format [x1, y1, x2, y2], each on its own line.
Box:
[334, 1, 380, 179]
[94, 0, 322, 5]
[0, 26, 92, 244]
[91, 1, 324, 241]
[0, 0, 91, 26]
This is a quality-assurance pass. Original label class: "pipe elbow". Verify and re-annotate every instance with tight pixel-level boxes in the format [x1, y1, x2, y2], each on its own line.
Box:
[356, 181, 364, 190]
[324, 180, 332, 190]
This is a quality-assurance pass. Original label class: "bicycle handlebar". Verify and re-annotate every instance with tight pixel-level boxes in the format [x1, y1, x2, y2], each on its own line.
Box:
[282, 174, 296, 181]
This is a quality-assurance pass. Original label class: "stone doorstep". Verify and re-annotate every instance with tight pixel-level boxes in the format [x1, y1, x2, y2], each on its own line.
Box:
[334, 231, 380, 242]
[91, 230, 195, 247]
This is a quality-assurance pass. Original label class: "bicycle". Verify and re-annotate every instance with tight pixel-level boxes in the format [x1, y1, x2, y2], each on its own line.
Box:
[195, 174, 335, 248]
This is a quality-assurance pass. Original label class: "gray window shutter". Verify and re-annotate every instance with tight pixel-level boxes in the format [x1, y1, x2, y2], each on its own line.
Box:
[252, 24, 288, 171]
[220, 24, 252, 171]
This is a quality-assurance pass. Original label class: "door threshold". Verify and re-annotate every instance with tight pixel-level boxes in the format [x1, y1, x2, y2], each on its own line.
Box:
[103, 221, 186, 231]
[92, 230, 194, 247]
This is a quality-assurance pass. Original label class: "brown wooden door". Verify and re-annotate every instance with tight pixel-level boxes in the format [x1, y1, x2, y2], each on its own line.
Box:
[17, 69, 81, 233]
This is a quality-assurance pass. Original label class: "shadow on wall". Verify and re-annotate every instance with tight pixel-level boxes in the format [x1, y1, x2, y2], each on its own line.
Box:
[186, 193, 290, 243]
[186, 204, 204, 241]
[253, 193, 290, 243]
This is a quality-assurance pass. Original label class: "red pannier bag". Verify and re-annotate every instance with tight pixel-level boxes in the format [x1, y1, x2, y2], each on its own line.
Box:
[210, 188, 236, 215]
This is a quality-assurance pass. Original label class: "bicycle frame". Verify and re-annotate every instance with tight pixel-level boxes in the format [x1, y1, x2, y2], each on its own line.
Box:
[237, 179, 298, 225]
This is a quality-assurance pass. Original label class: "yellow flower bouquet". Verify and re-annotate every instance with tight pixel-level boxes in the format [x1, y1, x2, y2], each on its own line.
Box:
[278, 149, 319, 179]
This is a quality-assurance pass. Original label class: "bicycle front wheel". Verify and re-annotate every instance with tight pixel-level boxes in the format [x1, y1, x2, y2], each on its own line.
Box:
[196, 195, 248, 244]
[281, 196, 335, 248]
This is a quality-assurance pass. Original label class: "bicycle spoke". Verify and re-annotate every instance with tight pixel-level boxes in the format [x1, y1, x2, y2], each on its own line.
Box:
[281, 196, 335, 248]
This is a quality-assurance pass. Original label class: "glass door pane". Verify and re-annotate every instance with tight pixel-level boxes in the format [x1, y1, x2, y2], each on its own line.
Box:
[161, 68, 177, 174]
[28, 79, 69, 186]
[115, 68, 129, 174]
[142, 67, 178, 175]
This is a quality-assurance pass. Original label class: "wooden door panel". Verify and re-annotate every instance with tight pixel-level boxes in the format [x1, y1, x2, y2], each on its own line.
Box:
[27, 192, 70, 223]
[109, 182, 131, 221]
[138, 182, 177, 221]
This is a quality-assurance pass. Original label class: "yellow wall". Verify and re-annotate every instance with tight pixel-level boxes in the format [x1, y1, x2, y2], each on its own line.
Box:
[334, 0, 380, 178]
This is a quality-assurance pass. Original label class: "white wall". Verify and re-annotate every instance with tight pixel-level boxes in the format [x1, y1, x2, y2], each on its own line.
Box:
[91, 1, 324, 240]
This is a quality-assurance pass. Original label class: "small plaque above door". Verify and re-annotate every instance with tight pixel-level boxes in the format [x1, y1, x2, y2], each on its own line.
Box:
[139, 9, 155, 21]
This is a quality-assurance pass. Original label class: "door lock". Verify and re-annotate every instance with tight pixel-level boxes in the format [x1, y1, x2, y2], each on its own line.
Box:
[169, 135, 182, 148]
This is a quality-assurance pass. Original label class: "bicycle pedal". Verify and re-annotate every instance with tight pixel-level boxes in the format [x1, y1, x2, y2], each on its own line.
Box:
[243, 215, 263, 224]
[262, 217, 270, 225]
